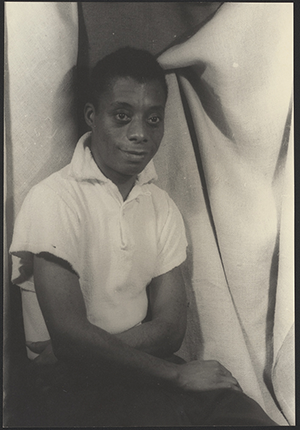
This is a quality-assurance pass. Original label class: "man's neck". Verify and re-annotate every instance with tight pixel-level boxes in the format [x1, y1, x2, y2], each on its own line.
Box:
[117, 178, 136, 201]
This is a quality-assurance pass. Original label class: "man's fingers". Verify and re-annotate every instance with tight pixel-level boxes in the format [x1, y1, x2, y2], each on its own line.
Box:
[219, 366, 232, 377]
[219, 376, 243, 392]
[26, 339, 51, 354]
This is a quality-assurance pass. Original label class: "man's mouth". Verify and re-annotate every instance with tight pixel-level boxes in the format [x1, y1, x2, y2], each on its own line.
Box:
[119, 148, 148, 160]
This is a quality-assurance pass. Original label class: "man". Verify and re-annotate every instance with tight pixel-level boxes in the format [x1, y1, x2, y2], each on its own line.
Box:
[10, 47, 277, 426]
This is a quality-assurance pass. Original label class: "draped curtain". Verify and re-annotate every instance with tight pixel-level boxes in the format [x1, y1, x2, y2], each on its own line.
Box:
[155, 3, 293, 425]
[4, 3, 79, 424]
[4, 2, 293, 426]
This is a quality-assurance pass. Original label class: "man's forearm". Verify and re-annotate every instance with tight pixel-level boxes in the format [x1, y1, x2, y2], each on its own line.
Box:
[53, 319, 180, 387]
[114, 318, 182, 358]
[53, 323, 242, 394]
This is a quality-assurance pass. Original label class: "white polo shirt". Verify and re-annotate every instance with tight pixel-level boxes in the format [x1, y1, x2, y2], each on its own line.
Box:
[10, 132, 187, 345]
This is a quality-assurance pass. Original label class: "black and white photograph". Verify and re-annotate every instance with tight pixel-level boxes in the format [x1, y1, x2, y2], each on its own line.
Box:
[4, 2, 294, 426]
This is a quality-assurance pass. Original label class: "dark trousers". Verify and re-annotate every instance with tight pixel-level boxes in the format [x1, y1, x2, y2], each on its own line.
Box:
[16, 358, 278, 427]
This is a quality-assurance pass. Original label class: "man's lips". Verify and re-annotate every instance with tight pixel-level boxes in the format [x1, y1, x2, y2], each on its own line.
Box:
[119, 148, 148, 160]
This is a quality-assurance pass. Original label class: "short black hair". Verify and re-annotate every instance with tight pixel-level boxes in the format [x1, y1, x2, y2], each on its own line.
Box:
[88, 47, 168, 109]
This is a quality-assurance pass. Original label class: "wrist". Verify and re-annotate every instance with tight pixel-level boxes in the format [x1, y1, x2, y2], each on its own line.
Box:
[158, 361, 181, 388]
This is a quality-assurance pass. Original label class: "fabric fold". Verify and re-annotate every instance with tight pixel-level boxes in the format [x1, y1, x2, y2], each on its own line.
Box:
[5, 1, 79, 359]
[156, 2, 293, 425]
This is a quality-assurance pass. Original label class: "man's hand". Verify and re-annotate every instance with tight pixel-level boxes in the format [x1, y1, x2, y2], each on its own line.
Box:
[26, 339, 68, 393]
[177, 360, 242, 392]
[26, 339, 58, 365]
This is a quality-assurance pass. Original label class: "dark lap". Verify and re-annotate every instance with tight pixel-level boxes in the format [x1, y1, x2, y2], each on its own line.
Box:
[21, 360, 278, 427]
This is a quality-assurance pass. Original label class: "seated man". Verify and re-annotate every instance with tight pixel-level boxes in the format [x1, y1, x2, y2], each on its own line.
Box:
[10, 47, 277, 426]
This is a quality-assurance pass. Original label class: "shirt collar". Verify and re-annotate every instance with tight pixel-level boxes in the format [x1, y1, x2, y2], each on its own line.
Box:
[68, 132, 158, 186]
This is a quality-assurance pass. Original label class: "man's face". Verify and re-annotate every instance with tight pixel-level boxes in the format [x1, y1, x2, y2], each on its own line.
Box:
[86, 77, 166, 184]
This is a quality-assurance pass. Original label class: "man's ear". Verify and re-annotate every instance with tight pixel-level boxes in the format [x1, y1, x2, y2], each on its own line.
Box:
[84, 103, 96, 128]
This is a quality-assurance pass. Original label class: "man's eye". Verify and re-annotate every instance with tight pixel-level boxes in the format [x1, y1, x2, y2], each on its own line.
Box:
[116, 113, 130, 121]
[148, 116, 161, 124]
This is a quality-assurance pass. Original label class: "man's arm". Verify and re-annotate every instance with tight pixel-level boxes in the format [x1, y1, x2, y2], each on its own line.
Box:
[32, 253, 242, 392]
[114, 266, 187, 358]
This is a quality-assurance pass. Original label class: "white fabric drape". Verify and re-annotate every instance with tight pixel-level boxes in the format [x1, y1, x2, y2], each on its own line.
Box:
[5, 0, 79, 380]
[5, 2, 79, 216]
[156, 2, 293, 425]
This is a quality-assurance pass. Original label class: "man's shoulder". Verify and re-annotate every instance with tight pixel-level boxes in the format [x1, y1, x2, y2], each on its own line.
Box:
[146, 183, 181, 214]
[149, 182, 181, 202]
[31, 164, 70, 192]
[25, 164, 76, 209]
[147, 182, 169, 200]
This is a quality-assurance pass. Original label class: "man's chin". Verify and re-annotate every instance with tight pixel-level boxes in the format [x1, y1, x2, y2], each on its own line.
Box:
[121, 162, 148, 177]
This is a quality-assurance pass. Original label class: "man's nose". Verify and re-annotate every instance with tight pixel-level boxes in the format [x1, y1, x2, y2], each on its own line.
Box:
[127, 118, 148, 143]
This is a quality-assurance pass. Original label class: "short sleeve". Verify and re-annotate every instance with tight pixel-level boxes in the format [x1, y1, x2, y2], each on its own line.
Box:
[154, 194, 188, 277]
[10, 183, 81, 289]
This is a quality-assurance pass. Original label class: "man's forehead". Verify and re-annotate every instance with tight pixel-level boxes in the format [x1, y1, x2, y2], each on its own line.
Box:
[109, 75, 164, 89]
[99, 76, 167, 105]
